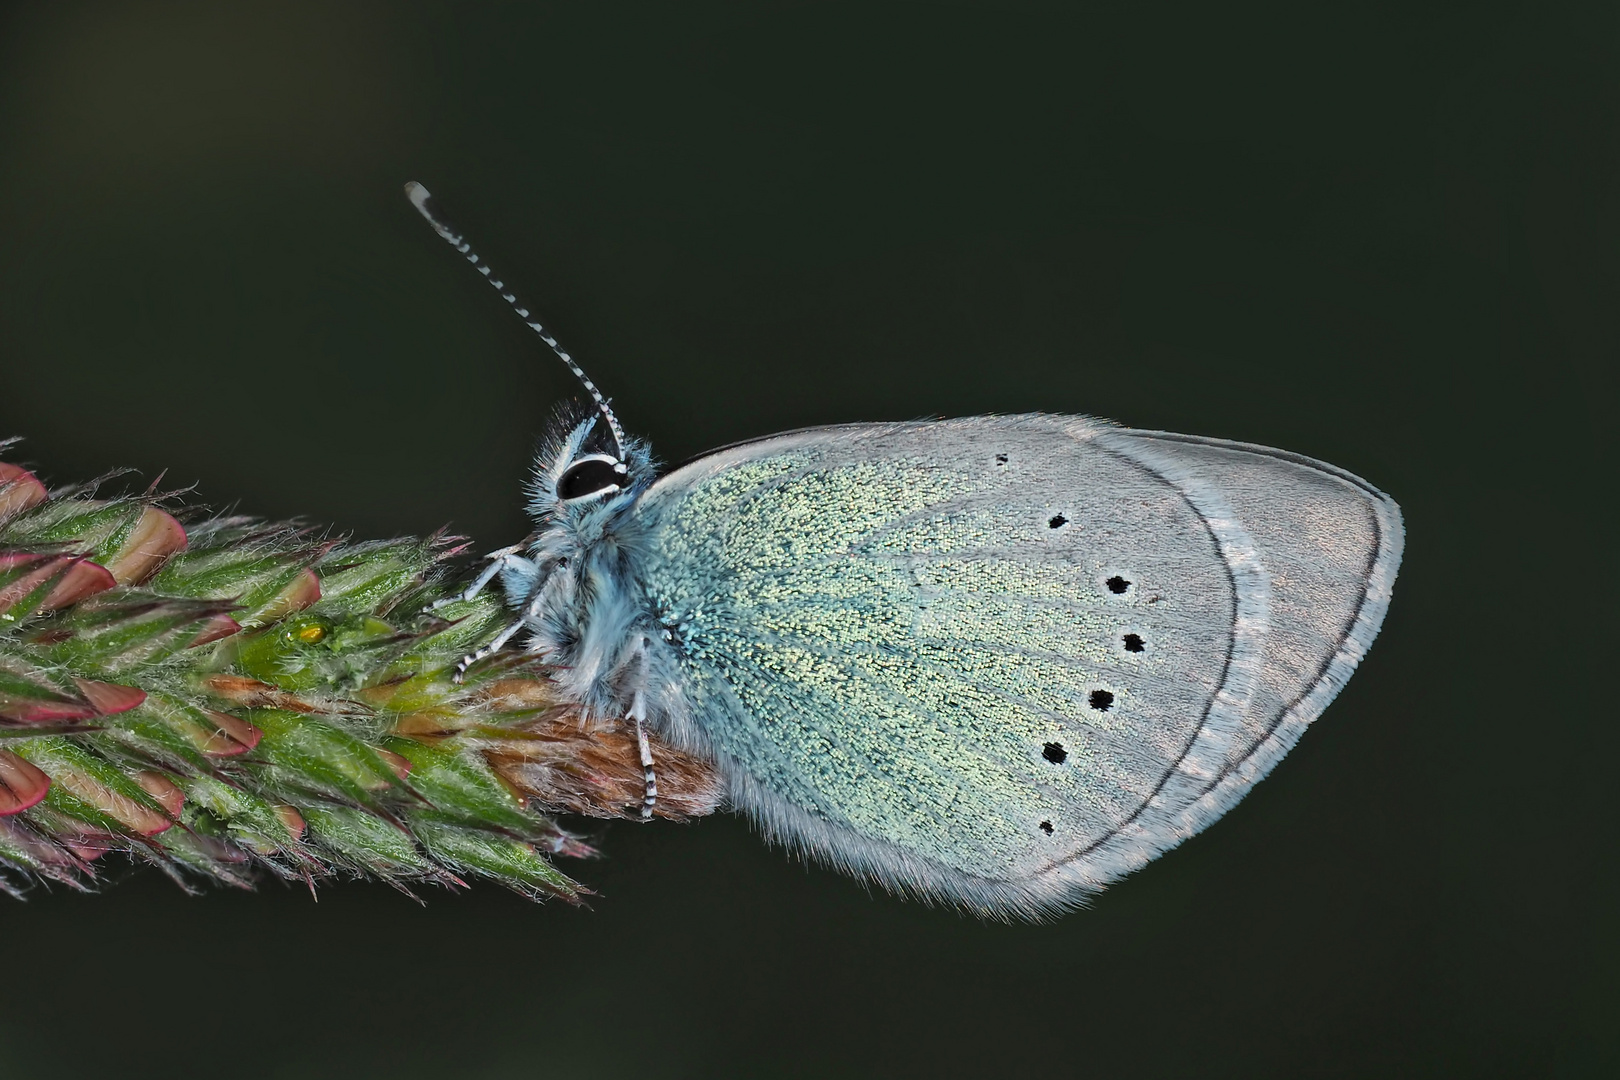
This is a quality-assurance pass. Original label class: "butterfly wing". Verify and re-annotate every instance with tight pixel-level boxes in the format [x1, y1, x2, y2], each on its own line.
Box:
[634, 414, 1401, 917]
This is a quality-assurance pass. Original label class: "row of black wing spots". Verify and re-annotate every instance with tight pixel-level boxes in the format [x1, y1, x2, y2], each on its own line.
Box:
[943, 464, 1152, 839]
[1031, 552, 1150, 836]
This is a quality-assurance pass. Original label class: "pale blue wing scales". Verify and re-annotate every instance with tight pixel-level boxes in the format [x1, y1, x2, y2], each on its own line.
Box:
[664, 529, 1109, 877]
[667, 583, 1105, 880]
[636, 417, 1264, 909]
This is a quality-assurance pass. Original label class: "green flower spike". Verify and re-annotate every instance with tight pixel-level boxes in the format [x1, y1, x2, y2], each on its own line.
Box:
[0, 445, 722, 902]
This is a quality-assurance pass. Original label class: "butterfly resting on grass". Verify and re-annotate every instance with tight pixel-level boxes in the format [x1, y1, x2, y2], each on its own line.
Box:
[407, 183, 1404, 920]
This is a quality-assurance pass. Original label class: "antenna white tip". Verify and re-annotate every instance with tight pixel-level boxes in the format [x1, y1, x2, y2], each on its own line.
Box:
[404, 181, 461, 245]
[404, 181, 436, 219]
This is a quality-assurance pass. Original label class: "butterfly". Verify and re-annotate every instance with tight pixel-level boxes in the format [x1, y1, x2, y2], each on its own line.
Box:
[408, 183, 1404, 919]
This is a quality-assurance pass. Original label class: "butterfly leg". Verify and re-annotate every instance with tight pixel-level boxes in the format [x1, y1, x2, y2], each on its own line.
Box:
[632, 715, 658, 822]
[629, 642, 657, 821]
[450, 580, 549, 683]
[451, 617, 524, 683]
[430, 542, 529, 610]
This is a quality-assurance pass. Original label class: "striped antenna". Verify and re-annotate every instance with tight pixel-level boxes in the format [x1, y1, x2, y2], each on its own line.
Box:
[404, 181, 627, 461]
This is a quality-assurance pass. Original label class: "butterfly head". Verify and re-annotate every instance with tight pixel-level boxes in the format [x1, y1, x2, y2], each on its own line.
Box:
[526, 406, 655, 533]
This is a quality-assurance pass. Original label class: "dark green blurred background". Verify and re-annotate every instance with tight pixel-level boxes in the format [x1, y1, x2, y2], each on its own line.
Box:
[1, 3, 1612, 1077]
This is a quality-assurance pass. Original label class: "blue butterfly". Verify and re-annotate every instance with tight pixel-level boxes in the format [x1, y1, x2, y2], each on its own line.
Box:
[409, 184, 1403, 920]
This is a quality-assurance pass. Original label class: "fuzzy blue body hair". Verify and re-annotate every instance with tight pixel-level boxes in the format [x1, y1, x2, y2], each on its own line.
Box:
[499, 410, 684, 729]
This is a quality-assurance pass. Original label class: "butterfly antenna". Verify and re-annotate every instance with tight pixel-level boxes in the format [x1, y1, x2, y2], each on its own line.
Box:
[404, 181, 627, 460]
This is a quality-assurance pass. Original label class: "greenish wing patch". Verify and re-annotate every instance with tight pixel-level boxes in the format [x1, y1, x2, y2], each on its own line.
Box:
[642, 426, 1235, 880]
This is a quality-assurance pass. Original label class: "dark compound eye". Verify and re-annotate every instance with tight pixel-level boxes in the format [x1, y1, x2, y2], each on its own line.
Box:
[1048, 514, 1068, 529]
[557, 456, 625, 501]
[1042, 741, 1067, 764]
[1122, 633, 1145, 653]
[1088, 689, 1114, 712]
[1106, 575, 1131, 594]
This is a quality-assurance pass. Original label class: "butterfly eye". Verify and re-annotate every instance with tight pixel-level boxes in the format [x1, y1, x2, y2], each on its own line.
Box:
[557, 455, 627, 502]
